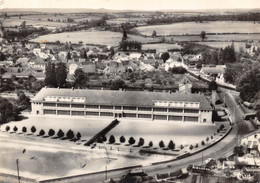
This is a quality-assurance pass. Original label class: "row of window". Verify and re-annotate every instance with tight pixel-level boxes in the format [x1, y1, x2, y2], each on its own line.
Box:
[42, 103, 200, 113]
[43, 109, 198, 122]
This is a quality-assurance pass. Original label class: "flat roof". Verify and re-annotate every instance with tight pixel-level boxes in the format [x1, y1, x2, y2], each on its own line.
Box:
[32, 88, 213, 110]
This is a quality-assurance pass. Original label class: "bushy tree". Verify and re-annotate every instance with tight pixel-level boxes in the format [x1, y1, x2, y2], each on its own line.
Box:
[109, 135, 116, 144]
[39, 129, 45, 136]
[200, 31, 206, 41]
[48, 129, 55, 137]
[233, 146, 245, 157]
[201, 141, 205, 146]
[74, 68, 85, 86]
[149, 141, 153, 147]
[22, 127, 27, 133]
[76, 132, 81, 140]
[31, 126, 36, 134]
[159, 140, 165, 148]
[44, 62, 57, 87]
[138, 138, 144, 146]
[66, 129, 74, 139]
[120, 136, 125, 143]
[55, 62, 67, 87]
[5, 125, 10, 132]
[168, 140, 175, 150]
[151, 30, 157, 37]
[189, 145, 193, 150]
[161, 52, 170, 63]
[128, 137, 136, 145]
[57, 129, 64, 138]
[13, 126, 18, 132]
[103, 136, 107, 142]
[195, 143, 199, 148]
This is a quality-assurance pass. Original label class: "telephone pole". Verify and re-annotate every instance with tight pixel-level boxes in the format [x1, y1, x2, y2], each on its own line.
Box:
[16, 159, 20, 183]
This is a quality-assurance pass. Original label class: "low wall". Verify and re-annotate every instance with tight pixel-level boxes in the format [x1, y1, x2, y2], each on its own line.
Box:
[0, 173, 37, 183]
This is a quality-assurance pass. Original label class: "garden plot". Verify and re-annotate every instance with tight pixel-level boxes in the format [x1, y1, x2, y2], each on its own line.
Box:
[106, 119, 220, 148]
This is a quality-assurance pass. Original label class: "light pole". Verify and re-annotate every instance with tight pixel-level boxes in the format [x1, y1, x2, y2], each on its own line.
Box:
[105, 165, 107, 181]
[16, 159, 20, 183]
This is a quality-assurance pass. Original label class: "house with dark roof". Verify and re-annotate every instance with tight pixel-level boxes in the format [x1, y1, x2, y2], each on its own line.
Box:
[31, 88, 213, 123]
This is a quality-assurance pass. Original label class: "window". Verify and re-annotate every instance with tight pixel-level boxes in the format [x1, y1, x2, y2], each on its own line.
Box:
[100, 112, 113, 116]
[138, 114, 152, 118]
[43, 103, 56, 107]
[86, 111, 99, 116]
[123, 113, 136, 118]
[184, 109, 199, 113]
[184, 116, 198, 122]
[168, 116, 182, 121]
[138, 107, 152, 111]
[153, 108, 167, 112]
[43, 109, 56, 114]
[114, 106, 122, 110]
[123, 106, 136, 110]
[85, 105, 99, 109]
[153, 115, 167, 120]
[71, 111, 84, 116]
[100, 105, 113, 109]
[57, 103, 70, 108]
[57, 110, 70, 115]
[71, 104, 84, 108]
[203, 119, 207, 123]
[169, 108, 183, 113]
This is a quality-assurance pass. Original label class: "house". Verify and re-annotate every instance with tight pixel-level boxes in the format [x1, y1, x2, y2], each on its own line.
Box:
[28, 57, 46, 72]
[241, 132, 260, 153]
[200, 65, 226, 83]
[2, 67, 45, 80]
[165, 59, 188, 71]
[178, 76, 193, 93]
[104, 60, 126, 74]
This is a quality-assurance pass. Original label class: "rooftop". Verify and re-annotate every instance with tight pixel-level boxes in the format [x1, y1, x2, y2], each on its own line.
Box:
[33, 88, 212, 110]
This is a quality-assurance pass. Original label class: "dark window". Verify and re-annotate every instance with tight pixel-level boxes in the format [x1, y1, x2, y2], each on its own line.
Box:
[138, 114, 152, 118]
[169, 108, 183, 113]
[168, 116, 182, 121]
[85, 105, 99, 109]
[86, 111, 99, 116]
[184, 109, 199, 113]
[100, 105, 113, 109]
[153, 107, 167, 112]
[124, 113, 137, 118]
[71, 111, 84, 116]
[138, 107, 152, 111]
[57, 103, 70, 108]
[114, 106, 122, 110]
[123, 106, 136, 110]
[43, 103, 56, 107]
[100, 112, 113, 116]
[153, 115, 167, 120]
[57, 110, 70, 115]
[71, 104, 84, 108]
[184, 116, 198, 122]
[43, 109, 56, 114]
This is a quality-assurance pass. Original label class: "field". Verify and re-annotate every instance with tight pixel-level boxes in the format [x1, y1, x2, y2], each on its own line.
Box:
[197, 41, 246, 51]
[107, 17, 150, 25]
[142, 43, 182, 52]
[30, 30, 158, 46]
[136, 21, 260, 36]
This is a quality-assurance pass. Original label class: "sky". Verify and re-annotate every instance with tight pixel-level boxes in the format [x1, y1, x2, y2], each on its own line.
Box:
[2, 0, 260, 10]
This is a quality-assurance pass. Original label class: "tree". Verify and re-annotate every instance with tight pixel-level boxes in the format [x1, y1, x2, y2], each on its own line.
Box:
[138, 138, 144, 146]
[76, 132, 81, 140]
[57, 129, 64, 138]
[39, 129, 45, 136]
[0, 97, 19, 123]
[110, 48, 115, 57]
[206, 137, 209, 143]
[109, 135, 116, 144]
[103, 136, 107, 142]
[5, 125, 10, 132]
[13, 126, 18, 132]
[209, 80, 218, 91]
[120, 136, 126, 143]
[128, 137, 136, 145]
[0, 51, 6, 61]
[22, 127, 27, 133]
[149, 141, 153, 147]
[168, 140, 175, 150]
[189, 145, 193, 150]
[123, 30, 127, 40]
[55, 62, 67, 87]
[195, 143, 199, 148]
[159, 140, 165, 148]
[44, 62, 57, 87]
[233, 146, 245, 157]
[21, 21, 26, 29]
[200, 31, 206, 41]
[201, 140, 205, 146]
[180, 145, 184, 149]
[31, 126, 36, 134]
[151, 30, 157, 37]
[161, 52, 170, 63]
[48, 129, 55, 137]
[66, 129, 74, 139]
[74, 68, 85, 86]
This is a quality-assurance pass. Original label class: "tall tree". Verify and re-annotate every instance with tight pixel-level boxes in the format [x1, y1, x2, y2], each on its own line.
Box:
[200, 31, 206, 41]
[161, 52, 170, 63]
[55, 62, 67, 87]
[152, 30, 157, 37]
[44, 62, 57, 87]
[74, 68, 85, 87]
